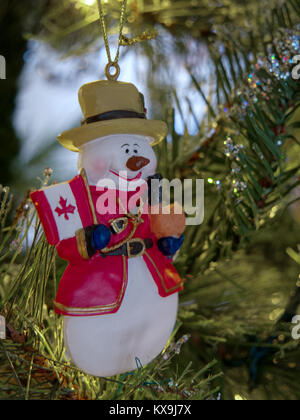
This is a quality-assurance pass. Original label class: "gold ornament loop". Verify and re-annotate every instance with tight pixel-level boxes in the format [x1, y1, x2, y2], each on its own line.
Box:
[105, 61, 120, 81]
[97, 0, 127, 80]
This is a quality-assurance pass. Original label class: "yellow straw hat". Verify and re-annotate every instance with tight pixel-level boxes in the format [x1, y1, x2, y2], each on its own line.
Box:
[58, 80, 168, 152]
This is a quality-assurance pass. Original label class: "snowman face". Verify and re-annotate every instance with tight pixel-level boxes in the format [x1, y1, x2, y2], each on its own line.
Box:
[78, 134, 157, 184]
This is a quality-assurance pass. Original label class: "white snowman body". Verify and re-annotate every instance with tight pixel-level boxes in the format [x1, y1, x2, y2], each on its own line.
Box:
[63, 135, 179, 377]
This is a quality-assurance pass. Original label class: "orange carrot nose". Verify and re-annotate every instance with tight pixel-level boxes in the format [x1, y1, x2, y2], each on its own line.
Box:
[126, 156, 150, 171]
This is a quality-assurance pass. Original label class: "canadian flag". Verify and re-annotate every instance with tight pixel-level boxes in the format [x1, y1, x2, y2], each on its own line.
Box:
[31, 175, 94, 245]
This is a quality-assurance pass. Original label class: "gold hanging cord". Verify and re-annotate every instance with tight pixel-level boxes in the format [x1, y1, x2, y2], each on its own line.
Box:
[96, 0, 128, 81]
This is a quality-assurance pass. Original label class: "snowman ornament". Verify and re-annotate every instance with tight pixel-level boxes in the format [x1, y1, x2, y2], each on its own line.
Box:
[31, 80, 185, 377]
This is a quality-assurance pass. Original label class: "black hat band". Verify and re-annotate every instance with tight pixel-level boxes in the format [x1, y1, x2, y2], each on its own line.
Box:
[82, 110, 147, 126]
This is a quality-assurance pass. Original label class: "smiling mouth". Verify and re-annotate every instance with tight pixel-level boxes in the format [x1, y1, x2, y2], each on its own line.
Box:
[126, 156, 150, 172]
[109, 170, 142, 181]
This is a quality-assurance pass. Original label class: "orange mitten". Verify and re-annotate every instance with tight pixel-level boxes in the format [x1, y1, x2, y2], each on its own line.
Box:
[149, 203, 186, 239]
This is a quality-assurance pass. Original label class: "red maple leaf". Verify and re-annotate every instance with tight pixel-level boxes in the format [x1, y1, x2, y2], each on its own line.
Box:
[55, 196, 76, 220]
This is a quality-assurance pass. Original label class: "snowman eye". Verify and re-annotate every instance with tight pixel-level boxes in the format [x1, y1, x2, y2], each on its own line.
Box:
[134, 149, 138, 154]
[125, 149, 130, 154]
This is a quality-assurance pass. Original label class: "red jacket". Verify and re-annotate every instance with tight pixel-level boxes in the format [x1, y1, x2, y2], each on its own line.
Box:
[31, 174, 183, 316]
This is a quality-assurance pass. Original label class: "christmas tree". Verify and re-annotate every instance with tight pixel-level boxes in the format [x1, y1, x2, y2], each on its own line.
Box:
[0, 0, 300, 400]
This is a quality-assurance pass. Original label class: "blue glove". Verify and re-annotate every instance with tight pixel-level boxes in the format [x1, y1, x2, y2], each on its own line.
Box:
[157, 235, 184, 257]
[92, 224, 111, 251]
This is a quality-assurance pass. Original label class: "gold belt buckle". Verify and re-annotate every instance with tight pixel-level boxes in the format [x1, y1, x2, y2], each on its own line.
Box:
[127, 238, 146, 258]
